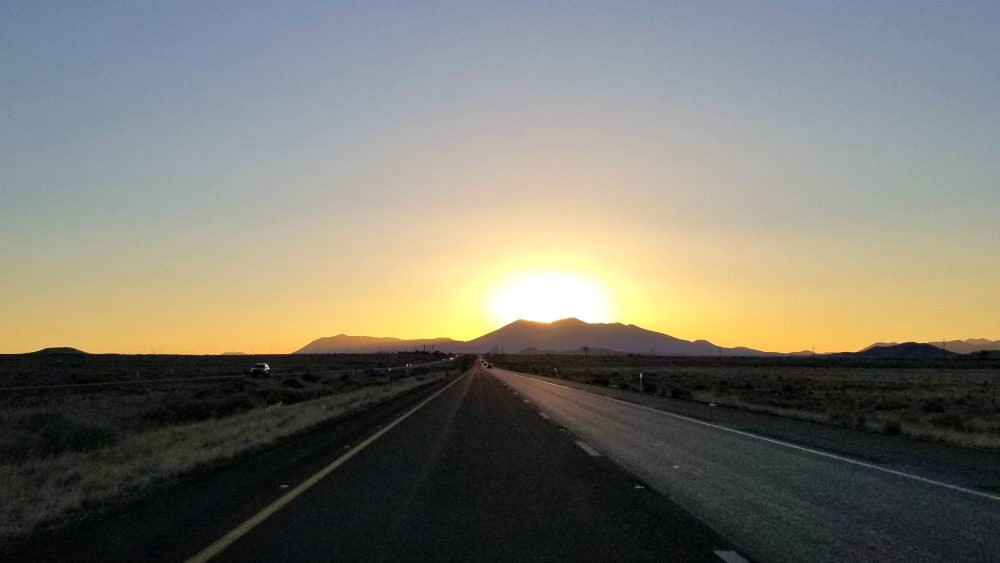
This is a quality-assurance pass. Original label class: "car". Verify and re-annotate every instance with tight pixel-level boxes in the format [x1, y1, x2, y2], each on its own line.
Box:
[248, 362, 271, 376]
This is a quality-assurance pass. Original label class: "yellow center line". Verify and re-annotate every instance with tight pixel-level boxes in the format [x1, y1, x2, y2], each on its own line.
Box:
[186, 370, 472, 563]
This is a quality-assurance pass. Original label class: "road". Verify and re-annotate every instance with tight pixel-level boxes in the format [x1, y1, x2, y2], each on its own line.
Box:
[11, 360, 997, 561]
[491, 367, 1000, 562]
[8, 362, 741, 562]
[203, 363, 736, 562]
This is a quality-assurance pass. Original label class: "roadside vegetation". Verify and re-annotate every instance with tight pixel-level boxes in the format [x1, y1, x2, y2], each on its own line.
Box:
[0, 353, 466, 540]
[492, 354, 1000, 450]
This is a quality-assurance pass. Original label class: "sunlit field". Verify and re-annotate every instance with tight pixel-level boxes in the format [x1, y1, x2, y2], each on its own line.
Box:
[492, 355, 1000, 450]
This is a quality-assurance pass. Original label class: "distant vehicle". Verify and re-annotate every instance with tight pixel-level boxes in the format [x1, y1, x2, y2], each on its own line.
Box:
[249, 363, 271, 376]
[486, 363, 494, 369]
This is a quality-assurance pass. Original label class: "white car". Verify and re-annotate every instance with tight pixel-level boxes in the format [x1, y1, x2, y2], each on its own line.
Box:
[248, 363, 271, 376]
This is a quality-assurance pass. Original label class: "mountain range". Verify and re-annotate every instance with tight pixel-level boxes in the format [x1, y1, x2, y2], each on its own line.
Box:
[296, 318, 775, 356]
[295, 318, 1000, 357]
[862, 339, 1000, 355]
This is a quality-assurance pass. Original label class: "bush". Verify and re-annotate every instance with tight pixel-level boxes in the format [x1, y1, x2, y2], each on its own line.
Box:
[643, 383, 659, 395]
[587, 376, 610, 387]
[282, 377, 304, 388]
[4, 412, 120, 459]
[671, 387, 693, 400]
[873, 398, 908, 411]
[930, 413, 966, 431]
[854, 414, 867, 429]
[882, 418, 902, 436]
[143, 393, 258, 424]
[921, 397, 948, 413]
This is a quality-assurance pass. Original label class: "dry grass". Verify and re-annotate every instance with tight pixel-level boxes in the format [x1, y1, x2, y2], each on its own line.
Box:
[0, 375, 441, 540]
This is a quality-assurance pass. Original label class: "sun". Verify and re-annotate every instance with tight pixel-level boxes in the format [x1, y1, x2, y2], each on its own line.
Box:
[488, 272, 612, 326]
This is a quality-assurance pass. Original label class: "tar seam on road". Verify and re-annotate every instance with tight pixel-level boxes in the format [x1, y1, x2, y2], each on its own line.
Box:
[184, 371, 471, 563]
[714, 549, 750, 563]
[500, 370, 1000, 504]
[576, 440, 602, 457]
[538, 412, 551, 419]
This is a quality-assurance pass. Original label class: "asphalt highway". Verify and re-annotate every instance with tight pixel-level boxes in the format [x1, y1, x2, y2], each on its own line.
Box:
[14, 360, 996, 562]
[8, 362, 741, 561]
[205, 363, 737, 561]
[492, 368, 1000, 562]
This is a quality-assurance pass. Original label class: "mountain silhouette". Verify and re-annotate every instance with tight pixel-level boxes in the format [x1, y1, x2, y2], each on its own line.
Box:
[935, 339, 1000, 355]
[295, 318, 773, 356]
[855, 342, 961, 359]
[859, 339, 1000, 355]
[31, 347, 88, 355]
[460, 318, 773, 356]
[295, 334, 460, 354]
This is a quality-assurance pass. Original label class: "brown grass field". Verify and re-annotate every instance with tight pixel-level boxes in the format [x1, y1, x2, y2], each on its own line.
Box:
[0, 352, 468, 540]
[492, 354, 1000, 450]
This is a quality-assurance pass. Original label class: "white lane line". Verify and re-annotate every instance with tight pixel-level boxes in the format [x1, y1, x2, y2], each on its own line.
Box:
[539, 412, 551, 420]
[185, 372, 471, 563]
[714, 550, 749, 563]
[500, 372, 1000, 504]
[576, 440, 601, 457]
[523, 399, 530, 404]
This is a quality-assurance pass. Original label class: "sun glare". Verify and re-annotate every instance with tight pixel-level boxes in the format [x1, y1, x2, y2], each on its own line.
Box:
[489, 272, 612, 326]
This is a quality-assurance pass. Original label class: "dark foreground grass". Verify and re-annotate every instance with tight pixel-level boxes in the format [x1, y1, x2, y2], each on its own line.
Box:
[0, 353, 470, 541]
[493, 354, 1000, 450]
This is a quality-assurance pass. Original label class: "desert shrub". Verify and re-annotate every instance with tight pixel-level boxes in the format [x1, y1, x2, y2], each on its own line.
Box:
[282, 377, 304, 388]
[3, 412, 120, 459]
[930, 413, 966, 431]
[854, 413, 867, 429]
[873, 398, 908, 411]
[671, 387, 693, 400]
[643, 383, 659, 395]
[882, 418, 902, 436]
[921, 397, 948, 413]
[588, 376, 610, 387]
[301, 372, 320, 383]
[265, 389, 310, 406]
[143, 393, 258, 424]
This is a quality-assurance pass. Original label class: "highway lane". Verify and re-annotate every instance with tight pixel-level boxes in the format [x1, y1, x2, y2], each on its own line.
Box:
[202, 363, 738, 562]
[491, 368, 1000, 562]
